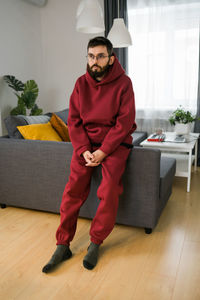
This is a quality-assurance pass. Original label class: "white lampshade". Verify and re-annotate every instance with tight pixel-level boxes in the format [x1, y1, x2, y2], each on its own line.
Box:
[107, 18, 132, 48]
[76, 0, 105, 34]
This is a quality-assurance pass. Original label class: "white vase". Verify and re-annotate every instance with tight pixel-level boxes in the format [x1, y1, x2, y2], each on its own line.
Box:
[174, 123, 191, 135]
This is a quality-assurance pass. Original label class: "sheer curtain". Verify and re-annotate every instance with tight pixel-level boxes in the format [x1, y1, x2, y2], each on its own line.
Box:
[127, 0, 200, 134]
[194, 29, 200, 165]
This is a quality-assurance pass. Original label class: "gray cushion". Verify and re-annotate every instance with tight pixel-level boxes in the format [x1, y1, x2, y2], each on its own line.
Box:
[4, 115, 27, 139]
[19, 115, 50, 125]
[55, 109, 69, 123]
[46, 109, 69, 124]
[4, 115, 50, 139]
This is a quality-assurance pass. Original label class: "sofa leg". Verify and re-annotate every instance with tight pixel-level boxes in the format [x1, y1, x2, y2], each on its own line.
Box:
[145, 227, 152, 234]
[0, 204, 7, 209]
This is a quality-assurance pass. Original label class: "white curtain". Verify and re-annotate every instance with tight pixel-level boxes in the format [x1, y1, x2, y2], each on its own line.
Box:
[127, 0, 200, 134]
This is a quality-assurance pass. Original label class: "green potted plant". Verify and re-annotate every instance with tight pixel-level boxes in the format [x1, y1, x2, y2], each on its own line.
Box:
[169, 106, 200, 135]
[3, 75, 43, 116]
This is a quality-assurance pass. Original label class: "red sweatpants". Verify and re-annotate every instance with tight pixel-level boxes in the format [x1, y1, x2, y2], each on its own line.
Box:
[56, 145, 131, 246]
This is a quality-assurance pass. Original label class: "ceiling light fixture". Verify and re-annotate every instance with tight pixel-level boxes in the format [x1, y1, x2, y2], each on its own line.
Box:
[76, 0, 105, 34]
[107, 0, 132, 48]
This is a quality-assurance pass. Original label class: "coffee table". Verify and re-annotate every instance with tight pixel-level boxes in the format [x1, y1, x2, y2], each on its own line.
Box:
[140, 132, 199, 192]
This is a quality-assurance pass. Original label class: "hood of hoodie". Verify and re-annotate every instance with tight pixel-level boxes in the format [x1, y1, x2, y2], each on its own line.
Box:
[85, 53, 125, 87]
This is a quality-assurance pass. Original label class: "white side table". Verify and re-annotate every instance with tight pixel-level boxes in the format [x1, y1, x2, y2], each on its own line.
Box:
[140, 132, 199, 192]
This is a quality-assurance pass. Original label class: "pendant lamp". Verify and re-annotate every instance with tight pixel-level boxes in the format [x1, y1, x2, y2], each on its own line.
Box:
[107, 0, 132, 48]
[76, 0, 105, 34]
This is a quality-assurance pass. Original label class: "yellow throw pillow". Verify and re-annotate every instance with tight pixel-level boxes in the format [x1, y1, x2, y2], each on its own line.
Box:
[50, 113, 70, 142]
[17, 122, 62, 142]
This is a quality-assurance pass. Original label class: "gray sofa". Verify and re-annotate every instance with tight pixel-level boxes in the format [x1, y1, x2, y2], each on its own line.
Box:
[0, 129, 176, 233]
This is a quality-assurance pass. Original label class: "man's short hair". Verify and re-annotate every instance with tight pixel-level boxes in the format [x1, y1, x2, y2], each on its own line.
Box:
[87, 36, 113, 56]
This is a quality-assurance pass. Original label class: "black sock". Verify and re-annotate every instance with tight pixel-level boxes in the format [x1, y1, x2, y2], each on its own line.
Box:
[42, 245, 72, 273]
[83, 242, 100, 270]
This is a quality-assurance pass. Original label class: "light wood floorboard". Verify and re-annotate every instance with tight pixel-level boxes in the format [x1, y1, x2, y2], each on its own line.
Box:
[0, 168, 200, 300]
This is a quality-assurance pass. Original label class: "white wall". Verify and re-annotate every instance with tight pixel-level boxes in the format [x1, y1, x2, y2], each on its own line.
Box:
[0, 0, 43, 135]
[39, 0, 104, 113]
[0, 0, 104, 135]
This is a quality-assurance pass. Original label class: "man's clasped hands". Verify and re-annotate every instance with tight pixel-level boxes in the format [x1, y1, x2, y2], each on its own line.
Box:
[82, 149, 107, 167]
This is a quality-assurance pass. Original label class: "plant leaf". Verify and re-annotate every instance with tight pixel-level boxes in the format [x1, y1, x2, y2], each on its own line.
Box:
[24, 80, 39, 96]
[30, 104, 43, 116]
[3, 75, 24, 92]
[22, 80, 39, 109]
[10, 103, 26, 115]
[22, 91, 37, 109]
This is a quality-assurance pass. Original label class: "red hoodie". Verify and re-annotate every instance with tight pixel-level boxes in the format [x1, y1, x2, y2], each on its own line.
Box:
[68, 55, 137, 157]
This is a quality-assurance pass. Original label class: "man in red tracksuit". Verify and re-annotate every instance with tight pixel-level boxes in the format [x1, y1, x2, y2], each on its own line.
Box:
[42, 36, 136, 273]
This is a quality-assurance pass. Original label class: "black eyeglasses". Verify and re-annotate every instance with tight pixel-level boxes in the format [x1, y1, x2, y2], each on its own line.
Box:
[86, 53, 110, 62]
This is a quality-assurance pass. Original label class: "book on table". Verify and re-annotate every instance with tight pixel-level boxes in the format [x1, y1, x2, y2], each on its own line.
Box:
[147, 134, 166, 142]
[147, 133, 186, 143]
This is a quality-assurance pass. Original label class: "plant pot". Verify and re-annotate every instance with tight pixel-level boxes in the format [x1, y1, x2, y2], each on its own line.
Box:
[174, 123, 191, 135]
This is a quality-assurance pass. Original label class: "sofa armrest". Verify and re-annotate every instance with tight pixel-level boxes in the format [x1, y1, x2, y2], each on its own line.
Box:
[117, 146, 161, 228]
[132, 131, 148, 146]
[124, 146, 161, 198]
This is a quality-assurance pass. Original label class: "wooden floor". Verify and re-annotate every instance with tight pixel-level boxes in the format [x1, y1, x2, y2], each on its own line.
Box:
[1, 169, 200, 300]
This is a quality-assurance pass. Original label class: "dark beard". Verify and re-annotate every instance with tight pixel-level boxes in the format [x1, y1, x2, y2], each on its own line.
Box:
[87, 61, 111, 81]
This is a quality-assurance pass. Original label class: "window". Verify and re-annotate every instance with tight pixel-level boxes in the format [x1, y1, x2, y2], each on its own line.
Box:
[128, 1, 200, 116]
